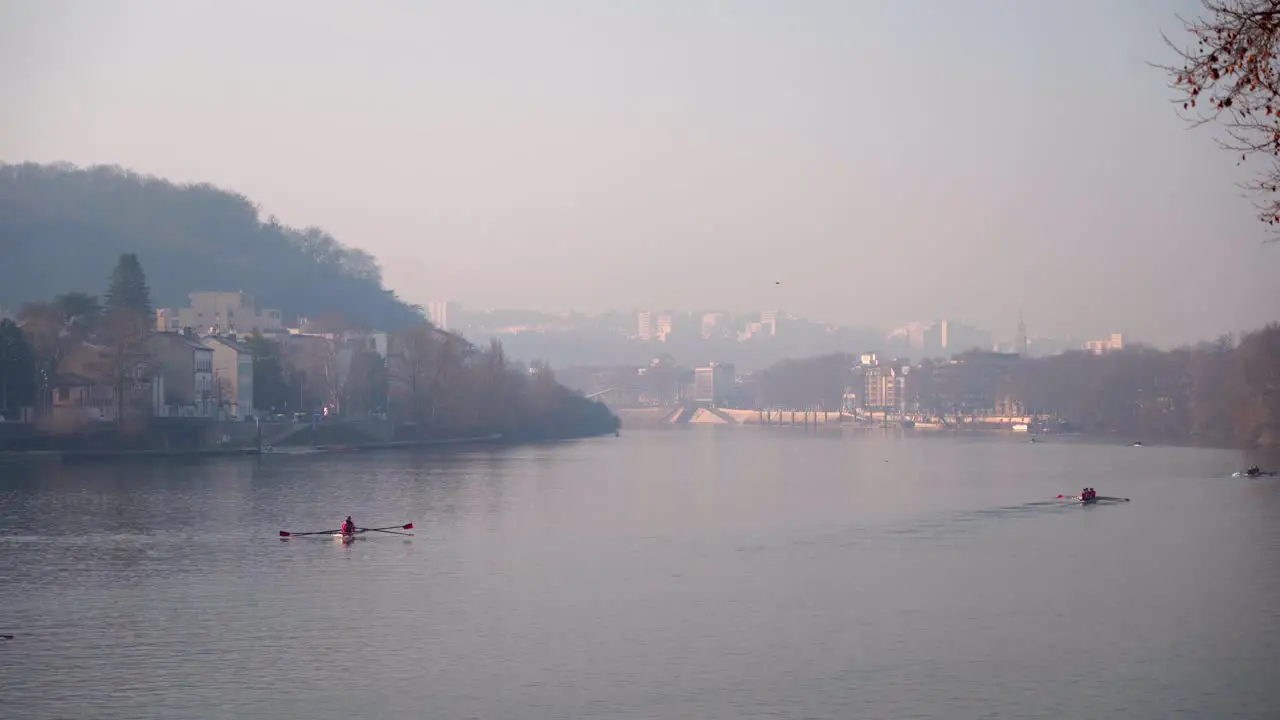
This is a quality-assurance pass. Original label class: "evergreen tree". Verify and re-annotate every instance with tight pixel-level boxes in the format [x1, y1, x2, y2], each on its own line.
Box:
[104, 253, 153, 317]
[0, 318, 36, 413]
[101, 255, 155, 424]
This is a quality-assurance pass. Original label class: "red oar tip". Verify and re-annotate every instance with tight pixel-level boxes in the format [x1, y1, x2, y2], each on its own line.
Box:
[404, 523, 414, 530]
[279, 531, 291, 537]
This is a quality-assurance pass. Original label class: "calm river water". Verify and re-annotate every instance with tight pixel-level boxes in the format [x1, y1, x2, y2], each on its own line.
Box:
[2, 429, 1278, 719]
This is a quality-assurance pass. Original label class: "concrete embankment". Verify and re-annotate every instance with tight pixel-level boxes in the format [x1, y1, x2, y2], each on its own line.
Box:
[713, 409, 844, 426]
[688, 408, 730, 424]
[9, 447, 263, 462]
[614, 408, 682, 428]
[264, 434, 503, 455]
[611, 407, 847, 427]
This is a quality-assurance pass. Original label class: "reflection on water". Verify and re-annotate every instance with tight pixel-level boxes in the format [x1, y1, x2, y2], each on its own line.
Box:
[2, 432, 1278, 719]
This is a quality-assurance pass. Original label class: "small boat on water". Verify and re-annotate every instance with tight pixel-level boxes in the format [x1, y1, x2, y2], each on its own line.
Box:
[278, 522, 415, 541]
[1057, 493, 1130, 505]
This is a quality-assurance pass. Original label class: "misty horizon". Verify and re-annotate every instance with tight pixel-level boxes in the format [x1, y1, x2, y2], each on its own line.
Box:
[3, 0, 1277, 346]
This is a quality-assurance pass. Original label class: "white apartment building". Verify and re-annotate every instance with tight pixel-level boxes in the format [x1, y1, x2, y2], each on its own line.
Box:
[157, 291, 285, 335]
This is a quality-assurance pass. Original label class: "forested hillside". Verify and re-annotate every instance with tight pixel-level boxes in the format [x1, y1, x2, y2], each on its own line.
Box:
[0, 162, 421, 330]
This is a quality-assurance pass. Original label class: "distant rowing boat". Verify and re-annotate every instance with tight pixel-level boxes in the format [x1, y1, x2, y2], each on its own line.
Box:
[279, 522, 415, 541]
[1057, 494, 1130, 505]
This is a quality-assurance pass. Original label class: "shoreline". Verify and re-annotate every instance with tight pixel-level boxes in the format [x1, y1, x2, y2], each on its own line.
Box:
[0, 433, 510, 462]
[610, 410, 1262, 450]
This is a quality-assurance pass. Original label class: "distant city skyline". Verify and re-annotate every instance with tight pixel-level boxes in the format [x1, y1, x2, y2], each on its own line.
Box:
[431, 300, 1129, 350]
[436, 300, 1131, 354]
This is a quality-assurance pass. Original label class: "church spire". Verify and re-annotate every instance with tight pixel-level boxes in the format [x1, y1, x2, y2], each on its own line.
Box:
[1014, 310, 1028, 356]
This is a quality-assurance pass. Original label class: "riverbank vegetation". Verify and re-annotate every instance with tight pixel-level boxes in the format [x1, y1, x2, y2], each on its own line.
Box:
[719, 324, 1280, 448]
[1004, 326, 1279, 447]
[0, 253, 619, 446]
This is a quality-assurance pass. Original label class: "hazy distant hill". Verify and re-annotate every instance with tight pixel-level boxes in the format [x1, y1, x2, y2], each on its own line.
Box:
[0, 162, 422, 329]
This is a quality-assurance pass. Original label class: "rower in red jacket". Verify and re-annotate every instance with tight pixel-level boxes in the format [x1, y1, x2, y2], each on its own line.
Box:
[341, 516, 356, 536]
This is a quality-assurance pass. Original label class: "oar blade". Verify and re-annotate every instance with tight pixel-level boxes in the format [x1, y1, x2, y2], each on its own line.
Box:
[279, 531, 291, 537]
[359, 522, 416, 531]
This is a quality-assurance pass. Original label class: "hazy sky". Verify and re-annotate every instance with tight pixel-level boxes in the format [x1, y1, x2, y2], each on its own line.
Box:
[3, 0, 1277, 344]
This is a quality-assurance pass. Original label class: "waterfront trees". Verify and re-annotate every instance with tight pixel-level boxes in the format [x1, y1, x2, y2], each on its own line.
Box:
[752, 353, 852, 411]
[99, 255, 156, 424]
[737, 325, 1280, 447]
[99, 316, 152, 425]
[244, 332, 292, 412]
[388, 323, 450, 425]
[382, 323, 616, 439]
[50, 293, 102, 328]
[342, 347, 389, 418]
[0, 319, 36, 415]
[1236, 323, 1280, 443]
[922, 327, 1280, 447]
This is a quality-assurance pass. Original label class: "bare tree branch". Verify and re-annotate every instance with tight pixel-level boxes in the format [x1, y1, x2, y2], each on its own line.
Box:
[1158, 0, 1280, 234]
